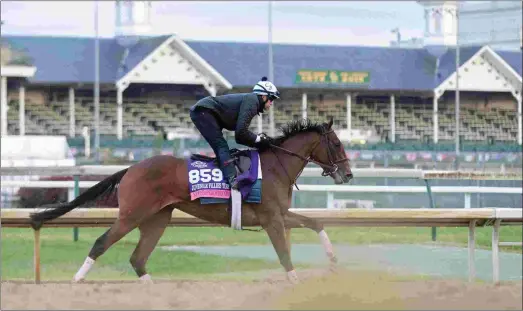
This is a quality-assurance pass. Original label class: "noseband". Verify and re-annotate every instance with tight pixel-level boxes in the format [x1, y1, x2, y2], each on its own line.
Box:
[269, 129, 349, 186]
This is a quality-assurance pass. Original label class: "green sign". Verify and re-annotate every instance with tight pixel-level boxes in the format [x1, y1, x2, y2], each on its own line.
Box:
[295, 69, 370, 85]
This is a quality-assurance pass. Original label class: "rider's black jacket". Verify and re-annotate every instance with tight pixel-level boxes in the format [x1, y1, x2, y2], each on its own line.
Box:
[190, 93, 265, 147]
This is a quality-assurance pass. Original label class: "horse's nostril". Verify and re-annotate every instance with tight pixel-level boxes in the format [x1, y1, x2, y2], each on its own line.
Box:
[346, 173, 353, 179]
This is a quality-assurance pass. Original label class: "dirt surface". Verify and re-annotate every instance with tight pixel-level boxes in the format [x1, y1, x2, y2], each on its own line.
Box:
[2, 269, 522, 310]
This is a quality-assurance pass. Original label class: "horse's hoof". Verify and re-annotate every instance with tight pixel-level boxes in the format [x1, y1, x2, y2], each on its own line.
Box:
[286, 270, 300, 285]
[328, 256, 340, 274]
[72, 277, 85, 283]
[329, 263, 340, 274]
[139, 274, 153, 284]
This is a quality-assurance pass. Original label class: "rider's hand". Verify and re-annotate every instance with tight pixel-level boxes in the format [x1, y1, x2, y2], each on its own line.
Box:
[255, 134, 273, 150]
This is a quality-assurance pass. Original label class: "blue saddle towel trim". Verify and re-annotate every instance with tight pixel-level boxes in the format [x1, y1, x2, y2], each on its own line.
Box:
[200, 179, 262, 204]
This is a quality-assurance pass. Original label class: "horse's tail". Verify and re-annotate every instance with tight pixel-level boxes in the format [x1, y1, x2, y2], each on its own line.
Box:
[29, 168, 129, 230]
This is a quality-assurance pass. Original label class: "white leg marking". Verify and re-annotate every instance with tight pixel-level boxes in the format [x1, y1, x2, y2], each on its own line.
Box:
[139, 273, 153, 284]
[73, 257, 95, 282]
[319, 230, 335, 260]
[287, 269, 299, 284]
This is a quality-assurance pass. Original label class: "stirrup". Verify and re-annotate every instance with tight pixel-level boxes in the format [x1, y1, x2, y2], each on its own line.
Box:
[228, 176, 239, 190]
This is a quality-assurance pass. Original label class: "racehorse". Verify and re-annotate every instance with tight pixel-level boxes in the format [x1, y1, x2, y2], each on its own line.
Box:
[30, 118, 352, 284]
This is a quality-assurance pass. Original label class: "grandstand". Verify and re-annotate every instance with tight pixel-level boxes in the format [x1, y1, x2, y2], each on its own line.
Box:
[3, 84, 519, 144]
[0, 0, 521, 166]
[1, 36, 521, 149]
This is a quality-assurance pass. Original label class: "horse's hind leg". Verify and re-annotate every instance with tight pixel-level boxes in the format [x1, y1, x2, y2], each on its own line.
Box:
[73, 216, 141, 282]
[258, 212, 298, 284]
[284, 211, 338, 267]
[129, 205, 174, 283]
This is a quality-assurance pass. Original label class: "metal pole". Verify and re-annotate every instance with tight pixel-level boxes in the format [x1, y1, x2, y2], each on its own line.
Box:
[424, 179, 437, 241]
[433, 58, 441, 144]
[390, 94, 395, 143]
[268, 1, 275, 137]
[19, 85, 25, 136]
[0, 76, 7, 137]
[94, 1, 100, 162]
[454, 7, 460, 168]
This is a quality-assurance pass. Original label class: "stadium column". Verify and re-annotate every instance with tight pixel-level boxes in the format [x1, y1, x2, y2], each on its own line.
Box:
[0, 76, 6, 136]
[116, 86, 124, 140]
[515, 89, 522, 145]
[69, 87, 75, 137]
[0, 77, 7, 136]
[433, 91, 440, 143]
[302, 93, 307, 119]
[389, 94, 395, 143]
[346, 93, 351, 140]
[18, 84, 25, 136]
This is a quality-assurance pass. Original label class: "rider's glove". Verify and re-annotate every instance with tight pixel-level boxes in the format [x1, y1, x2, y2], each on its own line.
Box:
[254, 134, 273, 150]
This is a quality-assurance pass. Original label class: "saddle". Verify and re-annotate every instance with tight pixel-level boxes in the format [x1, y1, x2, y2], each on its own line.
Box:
[190, 148, 252, 175]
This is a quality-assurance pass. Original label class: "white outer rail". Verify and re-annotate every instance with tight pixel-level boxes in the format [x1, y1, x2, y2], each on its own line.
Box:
[1, 180, 521, 210]
[1, 166, 521, 180]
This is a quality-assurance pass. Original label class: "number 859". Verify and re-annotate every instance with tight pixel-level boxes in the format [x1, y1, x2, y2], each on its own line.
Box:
[189, 168, 223, 184]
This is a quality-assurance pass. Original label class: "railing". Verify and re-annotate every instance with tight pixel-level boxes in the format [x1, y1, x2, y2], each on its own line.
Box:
[2, 167, 521, 211]
[2, 180, 520, 210]
[1, 207, 521, 284]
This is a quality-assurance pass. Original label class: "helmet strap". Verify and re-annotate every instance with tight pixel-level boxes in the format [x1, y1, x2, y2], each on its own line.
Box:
[256, 95, 268, 112]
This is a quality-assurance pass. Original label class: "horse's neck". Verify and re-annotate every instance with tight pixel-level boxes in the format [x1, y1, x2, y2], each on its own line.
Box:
[270, 133, 319, 182]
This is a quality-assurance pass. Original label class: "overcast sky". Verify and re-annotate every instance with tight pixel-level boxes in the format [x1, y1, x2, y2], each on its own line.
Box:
[1, 1, 427, 46]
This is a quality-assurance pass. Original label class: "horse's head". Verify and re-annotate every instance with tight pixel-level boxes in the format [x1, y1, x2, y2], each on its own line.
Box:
[310, 118, 353, 184]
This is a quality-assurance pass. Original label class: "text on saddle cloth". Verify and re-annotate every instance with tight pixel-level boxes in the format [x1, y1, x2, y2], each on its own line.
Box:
[187, 149, 262, 202]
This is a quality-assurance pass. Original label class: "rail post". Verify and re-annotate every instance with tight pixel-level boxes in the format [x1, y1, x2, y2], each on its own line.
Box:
[492, 218, 502, 284]
[424, 179, 437, 241]
[468, 219, 477, 282]
[464, 193, 471, 209]
[326, 192, 334, 209]
[34, 229, 41, 284]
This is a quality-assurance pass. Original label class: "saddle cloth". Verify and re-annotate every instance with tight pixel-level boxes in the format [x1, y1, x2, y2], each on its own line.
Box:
[187, 149, 262, 204]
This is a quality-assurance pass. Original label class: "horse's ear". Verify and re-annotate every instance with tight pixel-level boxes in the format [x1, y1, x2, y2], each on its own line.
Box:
[327, 118, 333, 129]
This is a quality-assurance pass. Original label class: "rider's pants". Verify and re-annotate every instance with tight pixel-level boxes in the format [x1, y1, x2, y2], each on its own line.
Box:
[189, 107, 236, 180]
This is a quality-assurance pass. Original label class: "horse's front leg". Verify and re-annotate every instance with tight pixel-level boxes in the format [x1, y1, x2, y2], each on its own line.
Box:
[260, 212, 298, 284]
[284, 211, 338, 268]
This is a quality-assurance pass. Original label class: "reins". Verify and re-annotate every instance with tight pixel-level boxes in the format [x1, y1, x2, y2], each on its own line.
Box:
[266, 129, 349, 189]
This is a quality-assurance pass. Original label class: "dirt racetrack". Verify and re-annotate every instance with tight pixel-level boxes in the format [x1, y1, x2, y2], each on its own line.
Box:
[2, 269, 522, 310]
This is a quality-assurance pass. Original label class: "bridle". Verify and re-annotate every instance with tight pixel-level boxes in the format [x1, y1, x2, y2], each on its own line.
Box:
[268, 128, 349, 189]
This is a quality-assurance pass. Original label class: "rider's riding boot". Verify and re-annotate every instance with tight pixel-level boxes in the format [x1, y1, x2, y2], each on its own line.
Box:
[222, 162, 238, 190]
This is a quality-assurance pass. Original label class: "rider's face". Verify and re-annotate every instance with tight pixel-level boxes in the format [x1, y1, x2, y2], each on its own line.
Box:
[263, 95, 275, 110]
[264, 98, 273, 110]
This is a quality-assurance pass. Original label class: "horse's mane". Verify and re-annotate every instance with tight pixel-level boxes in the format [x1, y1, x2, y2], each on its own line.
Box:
[271, 119, 325, 146]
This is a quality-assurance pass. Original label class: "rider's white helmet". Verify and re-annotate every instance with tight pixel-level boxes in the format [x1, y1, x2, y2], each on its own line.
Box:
[252, 77, 280, 99]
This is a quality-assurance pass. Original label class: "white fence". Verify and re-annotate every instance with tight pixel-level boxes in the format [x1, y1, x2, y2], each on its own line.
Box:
[1, 165, 521, 179]
[1, 166, 521, 210]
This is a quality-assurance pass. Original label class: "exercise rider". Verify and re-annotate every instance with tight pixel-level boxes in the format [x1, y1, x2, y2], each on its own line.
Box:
[189, 77, 280, 189]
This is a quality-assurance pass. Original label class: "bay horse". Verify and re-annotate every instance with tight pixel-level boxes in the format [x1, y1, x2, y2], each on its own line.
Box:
[30, 118, 353, 284]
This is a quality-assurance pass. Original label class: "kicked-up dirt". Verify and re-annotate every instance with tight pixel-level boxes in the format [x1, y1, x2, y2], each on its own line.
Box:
[2, 269, 522, 310]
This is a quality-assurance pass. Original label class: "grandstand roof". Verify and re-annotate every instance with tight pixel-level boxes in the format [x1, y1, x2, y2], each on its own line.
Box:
[2, 35, 521, 92]
[2, 35, 169, 84]
[435, 46, 522, 96]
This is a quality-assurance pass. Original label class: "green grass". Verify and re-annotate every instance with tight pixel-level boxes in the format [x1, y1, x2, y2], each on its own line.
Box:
[2, 226, 521, 281]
